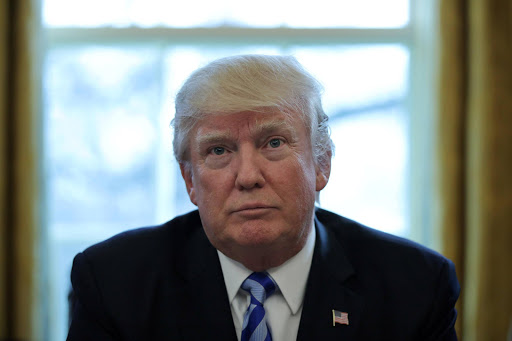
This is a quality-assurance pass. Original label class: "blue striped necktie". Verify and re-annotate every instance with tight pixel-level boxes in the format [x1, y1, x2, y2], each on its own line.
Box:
[241, 272, 277, 341]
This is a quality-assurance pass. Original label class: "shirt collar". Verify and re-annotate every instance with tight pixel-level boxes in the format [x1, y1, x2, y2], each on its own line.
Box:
[218, 226, 316, 315]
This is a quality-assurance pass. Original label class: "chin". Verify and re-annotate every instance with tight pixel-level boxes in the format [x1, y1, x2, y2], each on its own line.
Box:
[235, 223, 287, 245]
[233, 233, 280, 248]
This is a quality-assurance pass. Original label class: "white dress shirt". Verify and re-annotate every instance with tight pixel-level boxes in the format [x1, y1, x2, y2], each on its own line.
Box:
[217, 227, 316, 341]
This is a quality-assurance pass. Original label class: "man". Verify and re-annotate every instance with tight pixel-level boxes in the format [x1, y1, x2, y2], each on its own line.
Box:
[67, 55, 460, 340]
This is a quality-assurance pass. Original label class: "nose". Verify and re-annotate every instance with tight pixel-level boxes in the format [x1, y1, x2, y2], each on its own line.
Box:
[234, 147, 266, 190]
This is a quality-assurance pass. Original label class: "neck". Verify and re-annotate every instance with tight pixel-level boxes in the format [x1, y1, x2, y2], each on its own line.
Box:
[220, 228, 312, 272]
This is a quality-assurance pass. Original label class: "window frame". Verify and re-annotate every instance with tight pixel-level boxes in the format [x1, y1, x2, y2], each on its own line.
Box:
[41, 4, 442, 338]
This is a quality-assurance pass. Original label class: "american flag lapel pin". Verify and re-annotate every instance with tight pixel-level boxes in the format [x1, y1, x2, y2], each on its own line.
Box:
[332, 309, 349, 326]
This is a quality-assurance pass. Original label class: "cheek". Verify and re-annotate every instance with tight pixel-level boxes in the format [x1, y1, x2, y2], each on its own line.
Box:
[193, 169, 231, 205]
[294, 154, 319, 189]
[294, 175, 317, 209]
[275, 159, 317, 207]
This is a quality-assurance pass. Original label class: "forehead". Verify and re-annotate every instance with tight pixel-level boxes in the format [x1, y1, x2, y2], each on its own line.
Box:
[192, 110, 305, 141]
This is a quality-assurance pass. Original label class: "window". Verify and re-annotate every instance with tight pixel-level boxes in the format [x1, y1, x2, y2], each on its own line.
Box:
[42, 1, 431, 339]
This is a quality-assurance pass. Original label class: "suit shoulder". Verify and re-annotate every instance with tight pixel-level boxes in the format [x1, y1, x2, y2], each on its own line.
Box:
[81, 210, 202, 266]
[315, 208, 452, 271]
[314, 210, 459, 338]
[69, 210, 207, 338]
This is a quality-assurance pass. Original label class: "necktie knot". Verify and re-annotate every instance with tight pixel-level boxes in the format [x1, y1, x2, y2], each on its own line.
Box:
[241, 272, 276, 306]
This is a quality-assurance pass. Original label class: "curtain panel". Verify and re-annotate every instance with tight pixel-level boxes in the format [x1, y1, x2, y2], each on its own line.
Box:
[437, 0, 512, 340]
[0, 0, 41, 339]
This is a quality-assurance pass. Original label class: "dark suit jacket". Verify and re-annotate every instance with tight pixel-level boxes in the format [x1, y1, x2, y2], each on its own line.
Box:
[67, 208, 460, 340]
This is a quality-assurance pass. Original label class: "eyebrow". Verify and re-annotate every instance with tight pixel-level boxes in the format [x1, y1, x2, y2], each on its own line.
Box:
[195, 118, 297, 148]
[195, 131, 233, 147]
[252, 119, 296, 139]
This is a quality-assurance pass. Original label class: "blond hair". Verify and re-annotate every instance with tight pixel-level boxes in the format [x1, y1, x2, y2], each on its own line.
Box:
[172, 54, 333, 167]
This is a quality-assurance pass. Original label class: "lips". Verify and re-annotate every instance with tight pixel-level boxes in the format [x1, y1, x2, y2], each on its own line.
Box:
[232, 203, 276, 213]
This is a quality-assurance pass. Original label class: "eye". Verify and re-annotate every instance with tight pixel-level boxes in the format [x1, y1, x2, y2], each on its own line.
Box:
[211, 147, 225, 155]
[268, 138, 282, 148]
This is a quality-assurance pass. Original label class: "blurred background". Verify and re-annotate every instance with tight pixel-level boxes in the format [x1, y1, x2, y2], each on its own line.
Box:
[1, 0, 511, 340]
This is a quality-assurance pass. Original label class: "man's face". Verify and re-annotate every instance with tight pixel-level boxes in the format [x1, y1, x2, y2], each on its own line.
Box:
[180, 109, 330, 270]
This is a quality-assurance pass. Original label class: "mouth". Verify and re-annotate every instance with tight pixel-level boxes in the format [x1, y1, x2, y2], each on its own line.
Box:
[232, 203, 276, 214]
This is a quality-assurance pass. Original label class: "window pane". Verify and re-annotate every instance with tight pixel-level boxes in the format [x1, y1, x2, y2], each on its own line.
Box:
[322, 109, 408, 235]
[43, 0, 409, 28]
[44, 46, 167, 340]
[291, 45, 408, 112]
[45, 47, 163, 229]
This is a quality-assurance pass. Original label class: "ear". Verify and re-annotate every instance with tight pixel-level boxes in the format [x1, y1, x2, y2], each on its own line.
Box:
[179, 162, 197, 206]
[315, 151, 332, 191]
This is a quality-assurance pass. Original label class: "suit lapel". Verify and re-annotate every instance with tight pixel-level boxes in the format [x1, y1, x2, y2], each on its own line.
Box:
[176, 221, 238, 341]
[297, 216, 364, 340]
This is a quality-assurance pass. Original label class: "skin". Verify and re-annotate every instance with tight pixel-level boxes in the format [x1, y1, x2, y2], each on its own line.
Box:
[180, 109, 331, 271]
